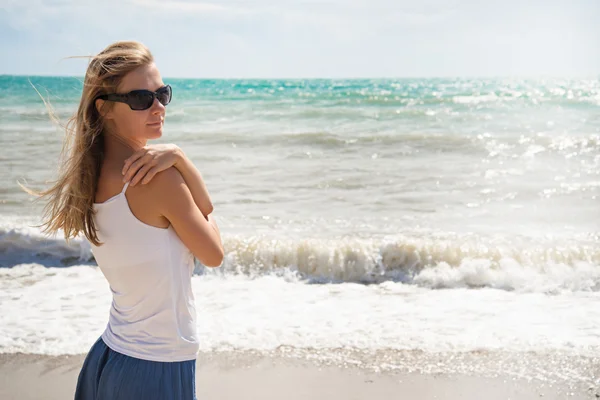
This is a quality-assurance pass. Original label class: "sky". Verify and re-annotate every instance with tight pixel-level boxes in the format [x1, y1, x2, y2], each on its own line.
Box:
[1, 0, 599, 78]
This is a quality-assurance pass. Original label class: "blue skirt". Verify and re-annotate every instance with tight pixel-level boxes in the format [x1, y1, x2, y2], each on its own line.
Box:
[74, 336, 197, 400]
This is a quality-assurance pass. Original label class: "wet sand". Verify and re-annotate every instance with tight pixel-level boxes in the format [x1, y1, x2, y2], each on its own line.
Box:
[0, 352, 597, 400]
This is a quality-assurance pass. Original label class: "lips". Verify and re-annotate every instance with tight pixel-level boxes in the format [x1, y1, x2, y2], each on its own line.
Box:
[148, 120, 163, 126]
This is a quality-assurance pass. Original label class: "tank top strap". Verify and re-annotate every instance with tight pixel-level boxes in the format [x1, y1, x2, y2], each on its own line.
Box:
[121, 180, 130, 194]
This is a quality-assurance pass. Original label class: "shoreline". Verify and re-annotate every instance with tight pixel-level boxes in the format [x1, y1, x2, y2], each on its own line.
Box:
[0, 351, 597, 400]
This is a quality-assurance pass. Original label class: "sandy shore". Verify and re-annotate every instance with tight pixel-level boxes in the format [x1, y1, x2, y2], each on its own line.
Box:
[0, 352, 597, 400]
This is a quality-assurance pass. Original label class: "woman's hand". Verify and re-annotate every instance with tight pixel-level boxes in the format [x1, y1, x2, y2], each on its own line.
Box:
[123, 144, 215, 217]
[122, 144, 182, 186]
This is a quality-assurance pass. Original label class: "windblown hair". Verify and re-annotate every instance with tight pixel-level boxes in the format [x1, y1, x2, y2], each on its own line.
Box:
[21, 41, 154, 246]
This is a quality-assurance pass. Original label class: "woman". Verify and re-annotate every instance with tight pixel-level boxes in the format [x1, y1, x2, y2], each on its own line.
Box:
[27, 41, 223, 399]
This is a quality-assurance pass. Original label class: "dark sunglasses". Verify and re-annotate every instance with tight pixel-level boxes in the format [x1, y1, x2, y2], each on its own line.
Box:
[96, 85, 172, 110]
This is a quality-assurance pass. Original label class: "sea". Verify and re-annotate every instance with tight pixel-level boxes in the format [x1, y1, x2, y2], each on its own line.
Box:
[1, 75, 599, 388]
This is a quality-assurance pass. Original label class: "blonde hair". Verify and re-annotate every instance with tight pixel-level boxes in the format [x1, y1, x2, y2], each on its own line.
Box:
[21, 41, 154, 246]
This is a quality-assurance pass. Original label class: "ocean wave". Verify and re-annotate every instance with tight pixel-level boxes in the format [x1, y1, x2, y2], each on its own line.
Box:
[208, 131, 482, 152]
[0, 224, 92, 268]
[1, 223, 598, 292]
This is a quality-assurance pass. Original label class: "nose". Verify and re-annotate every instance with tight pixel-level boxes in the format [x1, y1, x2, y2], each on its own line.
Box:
[150, 97, 165, 114]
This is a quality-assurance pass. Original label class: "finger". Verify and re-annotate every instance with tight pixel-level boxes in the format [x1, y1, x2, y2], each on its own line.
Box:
[123, 154, 152, 183]
[122, 149, 147, 176]
[130, 163, 153, 186]
[141, 167, 159, 185]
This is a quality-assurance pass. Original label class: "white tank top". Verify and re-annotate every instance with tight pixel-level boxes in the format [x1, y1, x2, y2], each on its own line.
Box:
[90, 180, 199, 362]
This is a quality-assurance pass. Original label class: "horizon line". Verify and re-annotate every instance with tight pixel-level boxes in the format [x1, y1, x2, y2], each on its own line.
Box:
[2, 73, 599, 81]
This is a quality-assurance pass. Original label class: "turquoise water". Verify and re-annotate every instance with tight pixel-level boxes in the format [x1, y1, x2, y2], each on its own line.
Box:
[2, 75, 598, 233]
[3, 76, 600, 131]
[1, 75, 598, 276]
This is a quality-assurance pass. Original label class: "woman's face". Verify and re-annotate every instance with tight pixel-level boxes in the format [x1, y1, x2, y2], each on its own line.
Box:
[100, 62, 166, 143]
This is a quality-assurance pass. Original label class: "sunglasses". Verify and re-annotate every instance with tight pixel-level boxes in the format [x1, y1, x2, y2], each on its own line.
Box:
[96, 85, 172, 111]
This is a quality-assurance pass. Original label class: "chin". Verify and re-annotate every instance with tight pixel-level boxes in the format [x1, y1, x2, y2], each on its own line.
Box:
[147, 128, 163, 139]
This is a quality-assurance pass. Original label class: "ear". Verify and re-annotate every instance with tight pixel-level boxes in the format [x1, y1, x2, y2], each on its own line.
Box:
[95, 98, 113, 119]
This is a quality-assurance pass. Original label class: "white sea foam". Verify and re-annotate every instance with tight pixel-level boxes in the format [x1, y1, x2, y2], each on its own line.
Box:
[2, 221, 598, 292]
[1, 265, 599, 359]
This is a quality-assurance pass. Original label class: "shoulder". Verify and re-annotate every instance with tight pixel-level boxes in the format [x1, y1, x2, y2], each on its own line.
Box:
[149, 166, 186, 189]
[143, 167, 193, 214]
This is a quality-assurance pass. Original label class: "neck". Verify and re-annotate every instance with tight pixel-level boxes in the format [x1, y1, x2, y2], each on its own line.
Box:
[102, 131, 146, 162]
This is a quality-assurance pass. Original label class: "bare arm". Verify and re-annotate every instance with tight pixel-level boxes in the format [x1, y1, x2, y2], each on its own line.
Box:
[154, 167, 223, 267]
[173, 148, 214, 219]
[205, 213, 221, 246]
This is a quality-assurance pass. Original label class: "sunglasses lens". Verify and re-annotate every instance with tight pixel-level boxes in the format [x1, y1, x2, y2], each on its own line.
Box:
[128, 91, 154, 110]
[156, 86, 172, 106]
[123, 86, 171, 110]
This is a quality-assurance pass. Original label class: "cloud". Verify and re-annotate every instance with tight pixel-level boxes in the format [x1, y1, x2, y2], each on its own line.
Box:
[1, 0, 598, 77]
[127, 0, 251, 15]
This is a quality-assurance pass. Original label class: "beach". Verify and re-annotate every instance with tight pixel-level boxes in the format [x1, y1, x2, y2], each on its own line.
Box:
[1, 351, 597, 400]
[1, 76, 598, 399]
